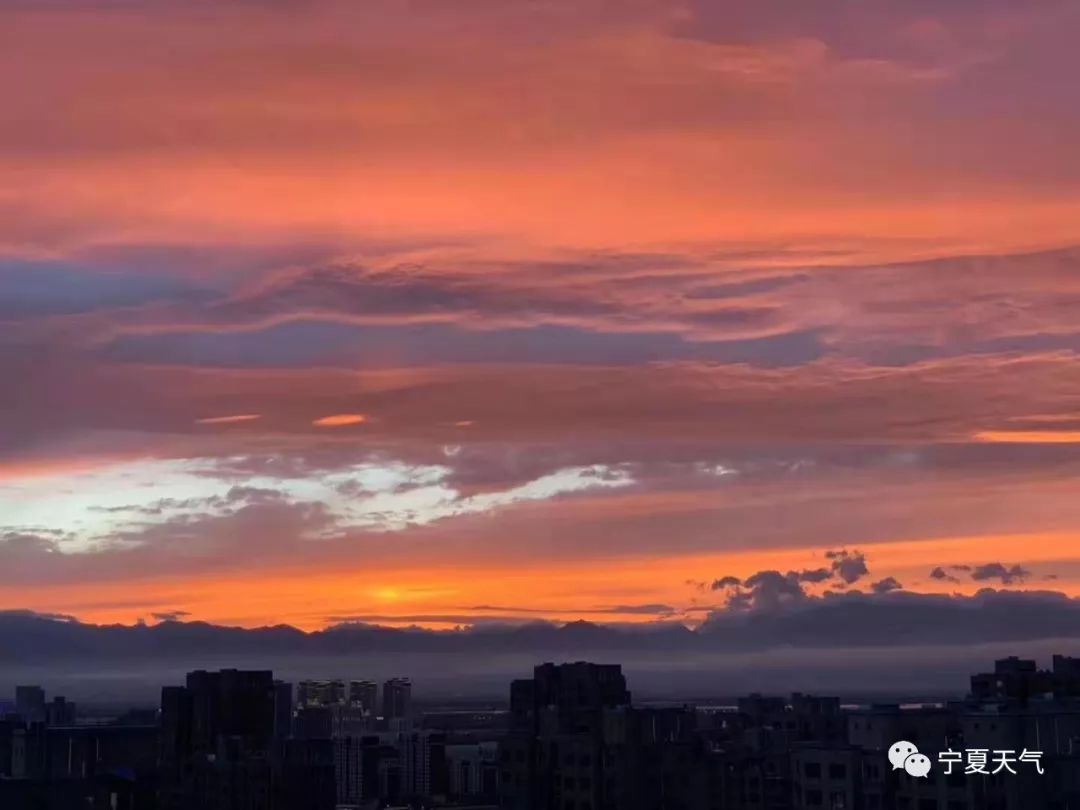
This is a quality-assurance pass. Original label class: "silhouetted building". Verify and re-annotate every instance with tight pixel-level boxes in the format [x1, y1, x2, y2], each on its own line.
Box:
[333, 734, 366, 805]
[501, 661, 645, 810]
[273, 680, 292, 740]
[447, 741, 499, 802]
[791, 745, 867, 810]
[45, 696, 75, 727]
[1053, 654, 1080, 698]
[0, 771, 154, 809]
[297, 680, 346, 708]
[382, 677, 413, 724]
[274, 738, 336, 810]
[15, 686, 46, 723]
[45, 724, 158, 779]
[966, 655, 1080, 704]
[294, 706, 333, 740]
[160, 668, 299, 810]
[160, 685, 193, 794]
[187, 668, 276, 752]
[349, 680, 378, 714]
[9, 653, 1080, 810]
[11, 721, 47, 779]
[399, 728, 447, 801]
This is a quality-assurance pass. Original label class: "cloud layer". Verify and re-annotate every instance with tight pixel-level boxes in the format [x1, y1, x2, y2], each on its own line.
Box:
[2, 0, 1080, 632]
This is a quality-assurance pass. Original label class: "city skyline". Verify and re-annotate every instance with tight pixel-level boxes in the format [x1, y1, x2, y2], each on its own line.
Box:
[5, 654, 1080, 809]
[4, 0, 1080, 648]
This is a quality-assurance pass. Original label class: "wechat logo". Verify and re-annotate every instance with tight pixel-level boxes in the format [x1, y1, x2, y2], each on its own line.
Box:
[888, 740, 931, 778]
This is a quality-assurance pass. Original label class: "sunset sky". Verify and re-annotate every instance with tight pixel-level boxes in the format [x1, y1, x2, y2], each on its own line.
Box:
[3, 0, 1080, 632]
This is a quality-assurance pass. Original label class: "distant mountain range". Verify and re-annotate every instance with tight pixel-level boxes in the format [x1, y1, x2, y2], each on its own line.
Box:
[5, 586, 1080, 665]
[3, 590, 1079, 704]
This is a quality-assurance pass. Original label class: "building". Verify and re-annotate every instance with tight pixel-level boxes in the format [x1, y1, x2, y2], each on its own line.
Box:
[294, 705, 334, 740]
[45, 696, 76, 727]
[382, 677, 413, 724]
[847, 705, 957, 754]
[967, 655, 1080, 704]
[501, 661, 651, 810]
[181, 668, 277, 755]
[349, 680, 378, 714]
[274, 737, 337, 810]
[15, 686, 46, 723]
[160, 684, 193, 793]
[447, 741, 499, 802]
[399, 728, 447, 801]
[333, 734, 366, 806]
[273, 680, 293, 740]
[11, 722, 47, 779]
[44, 724, 158, 780]
[790, 744, 865, 810]
[297, 680, 347, 708]
[159, 668, 333, 810]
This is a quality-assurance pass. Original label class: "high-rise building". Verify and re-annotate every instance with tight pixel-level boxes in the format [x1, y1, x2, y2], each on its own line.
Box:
[382, 677, 412, 722]
[446, 742, 499, 802]
[274, 737, 337, 810]
[334, 734, 365, 805]
[10, 722, 47, 779]
[500, 662, 714, 810]
[160, 684, 193, 796]
[0, 718, 16, 778]
[298, 679, 347, 707]
[185, 668, 276, 751]
[501, 661, 633, 810]
[295, 706, 334, 740]
[45, 696, 76, 727]
[399, 729, 447, 801]
[160, 669, 289, 810]
[274, 680, 293, 740]
[15, 686, 45, 723]
[44, 724, 158, 780]
[349, 680, 378, 714]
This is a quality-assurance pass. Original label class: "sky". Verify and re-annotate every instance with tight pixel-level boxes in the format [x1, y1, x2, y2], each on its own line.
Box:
[3, 0, 1080, 635]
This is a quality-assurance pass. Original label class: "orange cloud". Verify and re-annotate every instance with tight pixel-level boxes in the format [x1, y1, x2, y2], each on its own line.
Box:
[974, 430, 1080, 444]
[3, 0, 1079, 258]
[196, 414, 262, 424]
[312, 413, 368, 427]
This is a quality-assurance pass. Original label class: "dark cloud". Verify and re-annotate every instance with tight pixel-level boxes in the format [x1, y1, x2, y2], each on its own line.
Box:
[871, 577, 903, 594]
[713, 569, 816, 613]
[709, 547, 915, 616]
[151, 610, 191, 622]
[711, 551, 875, 614]
[971, 562, 1031, 585]
[929, 562, 1031, 586]
[0, 532, 62, 557]
[0, 608, 77, 623]
[929, 566, 958, 583]
[698, 589, 1080, 650]
[603, 604, 678, 616]
[929, 564, 973, 584]
[734, 570, 808, 612]
[0, 259, 210, 319]
[825, 549, 870, 585]
[464, 603, 676, 618]
[789, 567, 833, 584]
[711, 575, 742, 590]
